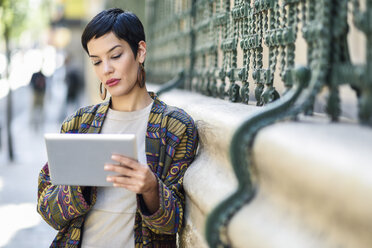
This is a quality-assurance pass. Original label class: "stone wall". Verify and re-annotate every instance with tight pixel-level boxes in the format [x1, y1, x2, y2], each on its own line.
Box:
[159, 89, 372, 248]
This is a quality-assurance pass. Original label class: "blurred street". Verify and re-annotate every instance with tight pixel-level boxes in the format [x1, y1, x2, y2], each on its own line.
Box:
[0, 71, 73, 247]
[0, 1, 145, 247]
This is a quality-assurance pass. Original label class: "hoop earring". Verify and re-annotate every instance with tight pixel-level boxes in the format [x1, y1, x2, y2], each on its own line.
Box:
[99, 82, 107, 100]
[137, 63, 146, 88]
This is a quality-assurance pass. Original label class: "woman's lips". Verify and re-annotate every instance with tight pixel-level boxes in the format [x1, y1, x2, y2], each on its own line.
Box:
[106, 79, 120, 87]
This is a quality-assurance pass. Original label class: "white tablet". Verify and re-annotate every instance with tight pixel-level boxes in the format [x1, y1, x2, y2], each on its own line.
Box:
[44, 133, 137, 187]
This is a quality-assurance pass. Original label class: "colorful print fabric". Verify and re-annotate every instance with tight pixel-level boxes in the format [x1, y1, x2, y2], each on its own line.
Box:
[37, 93, 198, 247]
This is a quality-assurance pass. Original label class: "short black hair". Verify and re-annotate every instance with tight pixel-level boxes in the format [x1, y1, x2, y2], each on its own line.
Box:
[81, 8, 145, 57]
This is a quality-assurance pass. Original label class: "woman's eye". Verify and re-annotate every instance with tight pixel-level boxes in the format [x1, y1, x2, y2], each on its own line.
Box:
[112, 54, 122, 59]
[93, 61, 101, 66]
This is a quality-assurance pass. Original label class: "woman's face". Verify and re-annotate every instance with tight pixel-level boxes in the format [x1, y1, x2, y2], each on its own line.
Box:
[87, 32, 146, 98]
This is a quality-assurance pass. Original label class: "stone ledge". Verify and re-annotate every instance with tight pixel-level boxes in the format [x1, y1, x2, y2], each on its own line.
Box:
[159, 89, 260, 171]
[160, 90, 257, 247]
[251, 119, 372, 248]
[159, 89, 372, 248]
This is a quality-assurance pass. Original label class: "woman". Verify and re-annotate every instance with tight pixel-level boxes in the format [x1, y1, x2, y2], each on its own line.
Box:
[37, 8, 198, 248]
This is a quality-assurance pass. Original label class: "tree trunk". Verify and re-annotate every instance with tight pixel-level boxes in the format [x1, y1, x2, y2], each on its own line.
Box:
[5, 25, 14, 161]
[6, 91, 13, 161]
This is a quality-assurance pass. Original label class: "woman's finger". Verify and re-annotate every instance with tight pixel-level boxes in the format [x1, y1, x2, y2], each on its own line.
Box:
[111, 154, 139, 169]
[109, 176, 145, 193]
[104, 163, 136, 177]
[107, 174, 135, 185]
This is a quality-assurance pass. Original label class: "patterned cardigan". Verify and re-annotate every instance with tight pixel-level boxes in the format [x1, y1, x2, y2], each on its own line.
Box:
[37, 93, 198, 247]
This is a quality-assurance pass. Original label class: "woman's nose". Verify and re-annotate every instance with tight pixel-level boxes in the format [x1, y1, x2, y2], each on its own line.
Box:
[103, 61, 114, 75]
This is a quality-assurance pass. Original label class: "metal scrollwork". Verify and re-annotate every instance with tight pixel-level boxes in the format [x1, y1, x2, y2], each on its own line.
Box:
[228, 82, 241, 102]
[206, 66, 311, 247]
[148, 0, 372, 246]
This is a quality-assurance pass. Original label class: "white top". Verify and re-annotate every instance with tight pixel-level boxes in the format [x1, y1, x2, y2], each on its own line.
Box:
[81, 102, 153, 248]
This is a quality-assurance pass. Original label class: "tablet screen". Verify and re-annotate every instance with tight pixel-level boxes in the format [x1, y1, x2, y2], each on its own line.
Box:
[45, 133, 137, 186]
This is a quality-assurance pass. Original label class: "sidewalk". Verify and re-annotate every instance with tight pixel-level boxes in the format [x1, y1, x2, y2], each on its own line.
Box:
[0, 77, 68, 247]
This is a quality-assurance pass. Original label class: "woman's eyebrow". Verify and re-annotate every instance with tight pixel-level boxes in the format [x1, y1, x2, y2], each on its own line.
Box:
[89, 45, 122, 58]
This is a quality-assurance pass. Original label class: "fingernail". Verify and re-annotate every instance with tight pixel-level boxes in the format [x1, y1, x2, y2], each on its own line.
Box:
[107, 177, 113, 182]
[104, 165, 110, 170]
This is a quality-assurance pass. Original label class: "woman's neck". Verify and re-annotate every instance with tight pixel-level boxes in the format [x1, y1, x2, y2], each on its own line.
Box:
[110, 87, 153, 112]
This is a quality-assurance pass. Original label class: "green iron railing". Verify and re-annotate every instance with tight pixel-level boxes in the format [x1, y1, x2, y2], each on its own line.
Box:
[148, 0, 372, 124]
[147, 0, 372, 247]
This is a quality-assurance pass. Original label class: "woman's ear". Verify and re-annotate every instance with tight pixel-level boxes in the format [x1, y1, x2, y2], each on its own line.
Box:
[137, 41, 147, 63]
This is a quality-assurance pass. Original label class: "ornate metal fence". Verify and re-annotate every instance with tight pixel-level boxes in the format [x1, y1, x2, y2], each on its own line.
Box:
[146, 0, 372, 247]
[147, 0, 372, 125]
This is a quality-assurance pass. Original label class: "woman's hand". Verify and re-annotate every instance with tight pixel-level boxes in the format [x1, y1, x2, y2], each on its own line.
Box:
[104, 154, 159, 213]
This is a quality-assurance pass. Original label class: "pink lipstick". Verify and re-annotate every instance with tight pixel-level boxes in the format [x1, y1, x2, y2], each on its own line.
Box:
[106, 78, 120, 87]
